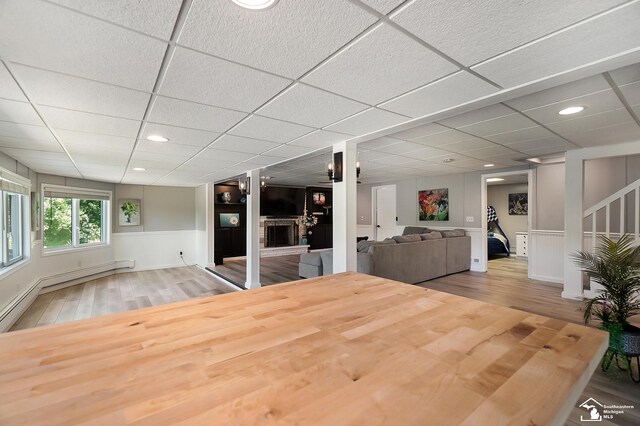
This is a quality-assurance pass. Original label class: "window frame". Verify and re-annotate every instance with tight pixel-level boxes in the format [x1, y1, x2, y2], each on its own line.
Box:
[41, 184, 112, 255]
[3, 191, 24, 266]
[0, 168, 30, 273]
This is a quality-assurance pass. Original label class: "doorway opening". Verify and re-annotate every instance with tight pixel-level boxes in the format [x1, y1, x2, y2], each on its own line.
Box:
[372, 185, 397, 241]
[481, 170, 533, 278]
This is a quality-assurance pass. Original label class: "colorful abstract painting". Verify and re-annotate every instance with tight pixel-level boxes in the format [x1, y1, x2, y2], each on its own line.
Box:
[418, 188, 449, 221]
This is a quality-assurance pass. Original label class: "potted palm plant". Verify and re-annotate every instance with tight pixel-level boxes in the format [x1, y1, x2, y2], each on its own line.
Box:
[573, 234, 640, 377]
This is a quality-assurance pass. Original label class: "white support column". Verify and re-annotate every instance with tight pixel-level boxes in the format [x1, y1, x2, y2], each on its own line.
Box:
[562, 151, 584, 300]
[332, 141, 358, 273]
[245, 169, 261, 289]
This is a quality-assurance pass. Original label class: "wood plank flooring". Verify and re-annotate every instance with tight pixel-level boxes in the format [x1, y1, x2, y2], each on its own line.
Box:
[9, 267, 234, 331]
[208, 254, 301, 287]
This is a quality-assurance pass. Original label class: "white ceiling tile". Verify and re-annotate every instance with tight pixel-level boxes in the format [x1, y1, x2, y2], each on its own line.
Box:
[564, 121, 640, 147]
[0, 136, 62, 152]
[11, 64, 150, 120]
[505, 75, 610, 111]
[388, 122, 450, 141]
[141, 122, 221, 148]
[487, 126, 557, 145]
[324, 108, 408, 135]
[472, 2, 640, 87]
[0, 121, 55, 141]
[0, 0, 167, 91]
[240, 155, 290, 167]
[302, 23, 458, 105]
[360, 0, 404, 14]
[379, 72, 499, 118]
[148, 96, 247, 133]
[521, 90, 623, 125]
[182, 157, 236, 171]
[439, 138, 497, 152]
[506, 137, 573, 154]
[1, 148, 70, 162]
[464, 145, 521, 159]
[179, 0, 376, 79]
[56, 129, 135, 151]
[131, 151, 190, 169]
[369, 154, 414, 165]
[196, 149, 255, 162]
[438, 104, 514, 128]
[47, 0, 182, 40]
[609, 63, 640, 86]
[391, 0, 625, 66]
[547, 109, 639, 146]
[210, 134, 280, 154]
[406, 146, 457, 160]
[620, 81, 640, 106]
[38, 106, 140, 138]
[410, 129, 472, 147]
[0, 63, 26, 102]
[0, 98, 43, 126]
[160, 47, 291, 112]
[72, 155, 128, 166]
[136, 140, 202, 157]
[520, 143, 576, 156]
[258, 84, 368, 128]
[359, 150, 393, 161]
[288, 130, 349, 149]
[261, 144, 316, 158]
[458, 113, 538, 137]
[375, 141, 425, 155]
[230, 115, 314, 143]
[357, 136, 402, 150]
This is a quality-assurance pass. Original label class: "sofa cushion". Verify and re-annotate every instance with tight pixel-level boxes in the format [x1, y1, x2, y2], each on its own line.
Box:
[320, 251, 333, 275]
[357, 239, 396, 252]
[300, 252, 322, 266]
[441, 229, 466, 238]
[392, 234, 422, 243]
[420, 231, 442, 240]
[402, 226, 431, 236]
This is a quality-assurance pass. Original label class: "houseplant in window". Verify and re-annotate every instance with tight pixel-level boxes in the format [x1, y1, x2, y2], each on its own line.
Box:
[572, 234, 640, 382]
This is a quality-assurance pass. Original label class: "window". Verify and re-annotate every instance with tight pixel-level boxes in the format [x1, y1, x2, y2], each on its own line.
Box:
[43, 185, 110, 251]
[0, 169, 30, 268]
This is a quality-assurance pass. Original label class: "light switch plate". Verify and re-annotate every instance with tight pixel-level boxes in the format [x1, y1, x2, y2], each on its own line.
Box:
[465, 216, 474, 222]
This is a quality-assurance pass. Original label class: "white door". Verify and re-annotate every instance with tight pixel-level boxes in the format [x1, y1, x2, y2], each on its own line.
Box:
[373, 185, 396, 240]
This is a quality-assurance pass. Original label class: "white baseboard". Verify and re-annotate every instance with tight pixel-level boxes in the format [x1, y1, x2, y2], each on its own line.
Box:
[0, 279, 40, 333]
[530, 274, 564, 285]
[116, 261, 194, 272]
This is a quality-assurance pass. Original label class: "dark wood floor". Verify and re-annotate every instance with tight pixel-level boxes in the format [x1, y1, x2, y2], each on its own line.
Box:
[7, 256, 639, 424]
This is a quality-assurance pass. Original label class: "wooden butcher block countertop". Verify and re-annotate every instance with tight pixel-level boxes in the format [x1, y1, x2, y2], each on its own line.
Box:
[0, 272, 607, 425]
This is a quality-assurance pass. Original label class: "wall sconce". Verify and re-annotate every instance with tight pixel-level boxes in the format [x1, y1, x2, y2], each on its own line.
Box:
[239, 177, 250, 195]
[260, 179, 267, 192]
[356, 161, 361, 178]
[326, 152, 343, 182]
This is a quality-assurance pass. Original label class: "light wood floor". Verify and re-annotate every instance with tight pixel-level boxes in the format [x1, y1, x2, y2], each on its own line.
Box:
[9, 267, 234, 331]
[8, 257, 639, 424]
[208, 254, 301, 287]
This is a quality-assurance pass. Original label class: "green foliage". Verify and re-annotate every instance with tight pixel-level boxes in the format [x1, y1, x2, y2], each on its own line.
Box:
[571, 234, 640, 327]
[44, 197, 103, 247]
[43, 197, 72, 248]
[120, 201, 138, 223]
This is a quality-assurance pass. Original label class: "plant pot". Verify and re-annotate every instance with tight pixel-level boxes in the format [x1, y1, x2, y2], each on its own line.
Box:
[622, 325, 640, 356]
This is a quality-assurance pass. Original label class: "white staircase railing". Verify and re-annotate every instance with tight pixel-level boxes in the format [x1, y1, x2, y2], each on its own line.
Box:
[583, 177, 640, 250]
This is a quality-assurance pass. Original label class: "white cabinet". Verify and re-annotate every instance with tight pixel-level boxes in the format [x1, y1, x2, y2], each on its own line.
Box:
[516, 232, 528, 258]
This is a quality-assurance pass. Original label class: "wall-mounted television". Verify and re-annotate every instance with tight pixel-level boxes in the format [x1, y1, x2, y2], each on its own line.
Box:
[260, 187, 304, 216]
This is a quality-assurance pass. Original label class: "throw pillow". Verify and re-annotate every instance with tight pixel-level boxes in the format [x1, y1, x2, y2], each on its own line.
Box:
[392, 234, 422, 243]
[441, 229, 466, 238]
[402, 226, 431, 236]
[420, 231, 442, 240]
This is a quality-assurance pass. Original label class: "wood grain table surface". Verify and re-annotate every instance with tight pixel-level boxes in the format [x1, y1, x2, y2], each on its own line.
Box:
[0, 272, 608, 425]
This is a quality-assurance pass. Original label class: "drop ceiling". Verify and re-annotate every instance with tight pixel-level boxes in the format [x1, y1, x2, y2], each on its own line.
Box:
[0, 0, 639, 187]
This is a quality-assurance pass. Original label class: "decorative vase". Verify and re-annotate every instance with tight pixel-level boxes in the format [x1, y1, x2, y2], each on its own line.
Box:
[622, 326, 640, 356]
[300, 235, 308, 245]
[221, 192, 231, 203]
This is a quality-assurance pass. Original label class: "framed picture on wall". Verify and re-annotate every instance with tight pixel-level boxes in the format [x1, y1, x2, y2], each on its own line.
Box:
[118, 199, 141, 226]
[313, 192, 326, 205]
[220, 213, 240, 228]
[418, 188, 449, 221]
[508, 193, 528, 215]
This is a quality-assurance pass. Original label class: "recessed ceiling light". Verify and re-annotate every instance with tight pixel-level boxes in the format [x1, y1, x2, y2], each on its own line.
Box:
[231, 0, 279, 10]
[486, 177, 504, 182]
[146, 135, 169, 142]
[133, 167, 146, 171]
[442, 158, 453, 163]
[484, 163, 495, 167]
[558, 106, 585, 115]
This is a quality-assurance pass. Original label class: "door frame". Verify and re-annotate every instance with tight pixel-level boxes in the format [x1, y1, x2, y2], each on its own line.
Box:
[372, 184, 397, 241]
[480, 169, 534, 278]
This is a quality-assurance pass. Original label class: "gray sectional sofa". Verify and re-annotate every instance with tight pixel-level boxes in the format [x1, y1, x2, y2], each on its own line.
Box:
[298, 227, 471, 284]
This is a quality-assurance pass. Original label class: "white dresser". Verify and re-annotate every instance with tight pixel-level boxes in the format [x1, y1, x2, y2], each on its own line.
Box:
[516, 232, 528, 258]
